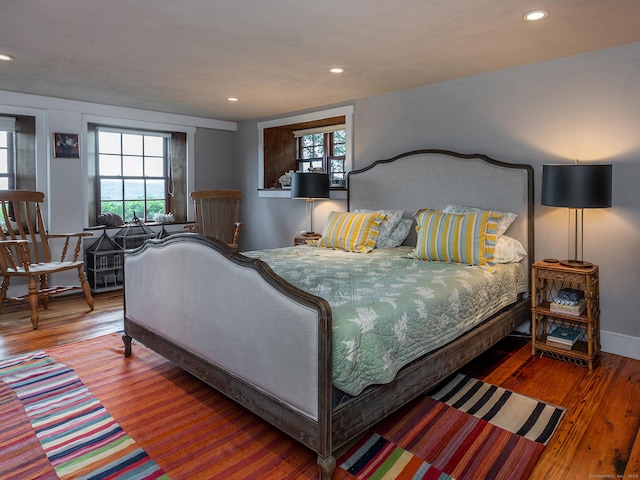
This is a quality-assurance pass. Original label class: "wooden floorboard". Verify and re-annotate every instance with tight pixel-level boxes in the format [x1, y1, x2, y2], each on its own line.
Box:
[1, 291, 638, 479]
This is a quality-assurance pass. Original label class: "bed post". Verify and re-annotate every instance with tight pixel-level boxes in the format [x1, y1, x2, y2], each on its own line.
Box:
[318, 455, 336, 480]
[122, 333, 132, 357]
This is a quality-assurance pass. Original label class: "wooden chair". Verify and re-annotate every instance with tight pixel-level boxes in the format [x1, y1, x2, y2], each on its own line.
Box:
[0, 190, 94, 329]
[187, 190, 243, 249]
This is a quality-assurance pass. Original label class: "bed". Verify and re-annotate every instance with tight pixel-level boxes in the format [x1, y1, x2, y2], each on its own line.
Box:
[123, 149, 534, 479]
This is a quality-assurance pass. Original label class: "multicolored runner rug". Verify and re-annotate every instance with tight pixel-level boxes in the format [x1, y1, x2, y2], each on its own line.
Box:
[0, 334, 565, 479]
[0, 350, 166, 479]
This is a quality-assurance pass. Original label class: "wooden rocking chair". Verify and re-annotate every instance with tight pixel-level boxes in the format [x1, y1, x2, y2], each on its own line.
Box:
[0, 190, 94, 329]
[187, 190, 243, 249]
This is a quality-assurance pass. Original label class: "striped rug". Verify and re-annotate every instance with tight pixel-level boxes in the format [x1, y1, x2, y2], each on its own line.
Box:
[0, 350, 166, 479]
[0, 334, 564, 479]
[339, 374, 565, 479]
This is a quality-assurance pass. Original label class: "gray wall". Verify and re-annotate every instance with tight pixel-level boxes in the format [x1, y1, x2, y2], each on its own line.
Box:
[233, 42, 640, 345]
[193, 127, 234, 190]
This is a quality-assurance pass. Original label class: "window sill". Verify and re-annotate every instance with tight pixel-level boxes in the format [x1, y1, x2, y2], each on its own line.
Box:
[258, 188, 347, 199]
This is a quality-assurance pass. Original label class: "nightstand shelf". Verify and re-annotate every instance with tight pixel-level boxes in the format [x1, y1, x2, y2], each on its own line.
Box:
[531, 260, 600, 369]
[294, 233, 321, 245]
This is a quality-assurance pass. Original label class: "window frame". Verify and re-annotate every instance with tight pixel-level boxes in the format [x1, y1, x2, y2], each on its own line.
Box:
[294, 125, 346, 184]
[0, 125, 16, 190]
[94, 126, 171, 223]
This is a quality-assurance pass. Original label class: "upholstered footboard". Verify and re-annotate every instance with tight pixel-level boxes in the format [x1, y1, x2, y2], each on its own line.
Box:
[123, 234, 336, 478]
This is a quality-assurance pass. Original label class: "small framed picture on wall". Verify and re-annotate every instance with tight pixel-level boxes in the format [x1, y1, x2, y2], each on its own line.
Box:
[53, 133, 80, 158]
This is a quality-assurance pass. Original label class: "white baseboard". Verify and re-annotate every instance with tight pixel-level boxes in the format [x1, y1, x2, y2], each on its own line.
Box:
[601, 330, 640, 361]
[514, 321, 640, 361]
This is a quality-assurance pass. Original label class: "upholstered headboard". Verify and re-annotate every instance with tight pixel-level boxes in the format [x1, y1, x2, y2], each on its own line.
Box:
[347, 149, 534, 288]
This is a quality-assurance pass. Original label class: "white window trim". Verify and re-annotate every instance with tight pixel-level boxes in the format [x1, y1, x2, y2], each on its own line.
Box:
[0, 117, 16, 132]
[83, 114, 197, 221]
[257, 105, 353, 199]
[293, 123, 346, 138]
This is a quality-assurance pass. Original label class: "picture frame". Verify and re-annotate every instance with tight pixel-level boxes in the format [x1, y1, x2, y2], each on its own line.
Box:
[53, 133, 80, 158]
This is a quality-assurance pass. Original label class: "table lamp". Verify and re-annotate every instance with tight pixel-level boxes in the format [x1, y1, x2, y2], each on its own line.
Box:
[291, 172, 330, 235]
[541, 162, 612, 267]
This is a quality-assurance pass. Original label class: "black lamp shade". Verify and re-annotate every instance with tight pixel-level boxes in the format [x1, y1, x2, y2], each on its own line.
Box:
[291, 173, 330, 199]
[541, 164, 612, 208]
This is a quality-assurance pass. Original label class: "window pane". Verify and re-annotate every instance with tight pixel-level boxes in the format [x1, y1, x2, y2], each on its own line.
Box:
[144, 136, 164, 156]
[100, 179, 122, 201]
[99, 154, 121, 176]
[302, 147, 313, 160]
[0, 151, 7, 173]
[100, 201, 123, 217]
[144, 157, 164, 177]
[302, 136, 313, 147]
[333, 144, 346, 156]
[99, 131, 121, 154]
[146, 179, 165, 200]
[145, 200, 165, 220]
[122, 134, 143, 155]
[313, 146, 324, 157]
[0, 178, 8, 190]
[124, 179, 145, 200]
[331, 159, 345, 173]
[333, 130, 346, 143]
[124, 201, 144, 222]
[0, 132, 7, 148]
[123, 156, 144, 176]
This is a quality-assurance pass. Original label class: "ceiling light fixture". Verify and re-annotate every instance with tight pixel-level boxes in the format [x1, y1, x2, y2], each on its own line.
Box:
[523, 10, 548, 21]
[0, 53, 15, 61]
[227, 97, 238, 102]
[330, 67, 344, 74]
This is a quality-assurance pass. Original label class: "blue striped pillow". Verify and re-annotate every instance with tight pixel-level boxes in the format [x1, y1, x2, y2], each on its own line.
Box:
[412, 209, 500, 265]
[317, 211, 385, 253]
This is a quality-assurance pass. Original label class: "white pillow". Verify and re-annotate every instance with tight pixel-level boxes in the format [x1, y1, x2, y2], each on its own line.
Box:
[443, 204, 517, 237]
[354, 209, 404, 248]
[492, 235, 527, 263]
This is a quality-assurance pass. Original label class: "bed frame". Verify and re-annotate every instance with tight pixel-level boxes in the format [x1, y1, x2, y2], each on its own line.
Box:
[123, 149, 534, 479]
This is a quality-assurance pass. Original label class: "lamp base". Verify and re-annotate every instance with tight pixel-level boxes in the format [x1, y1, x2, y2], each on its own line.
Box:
[559, 259, 593, 268]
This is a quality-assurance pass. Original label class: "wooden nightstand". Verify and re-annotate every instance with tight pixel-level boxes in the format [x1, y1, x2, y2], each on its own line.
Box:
[531, 260, 600, 369]
[294, 233, 321, 246]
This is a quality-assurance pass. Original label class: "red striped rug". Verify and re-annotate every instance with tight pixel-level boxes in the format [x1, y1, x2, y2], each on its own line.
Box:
[0, 334, 563, 479]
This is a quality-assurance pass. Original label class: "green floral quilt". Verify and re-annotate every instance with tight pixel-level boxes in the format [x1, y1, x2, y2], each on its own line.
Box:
[244, 245, 527, 396]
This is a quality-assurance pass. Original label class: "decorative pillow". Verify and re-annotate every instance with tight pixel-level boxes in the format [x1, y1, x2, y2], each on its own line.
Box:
[443, 204, 517, 237]
[492, 235, 527, 264]
[412, 209, 500, 265]
[383, 218, 413, 248]
[317, 211, 386, 253]
[354, 209, 404, 248]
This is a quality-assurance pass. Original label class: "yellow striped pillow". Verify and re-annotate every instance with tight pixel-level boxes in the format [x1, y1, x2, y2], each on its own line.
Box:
[317, 211, 386, 253]
[412, 209, 500, 265]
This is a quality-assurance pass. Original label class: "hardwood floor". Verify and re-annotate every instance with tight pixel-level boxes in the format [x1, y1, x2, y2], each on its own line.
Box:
[1, 291, 638, 479]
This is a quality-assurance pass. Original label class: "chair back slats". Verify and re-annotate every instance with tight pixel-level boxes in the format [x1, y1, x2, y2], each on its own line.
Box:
[0, 190, 50, 263]
[191, 190, 242, 248]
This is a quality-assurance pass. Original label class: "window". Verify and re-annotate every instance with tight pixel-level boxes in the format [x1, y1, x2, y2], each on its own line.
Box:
[257, 105, 353, 197]
[295, 126, 346, 184]
[0, 117, 16, 190]
[95, 127, 170, 222]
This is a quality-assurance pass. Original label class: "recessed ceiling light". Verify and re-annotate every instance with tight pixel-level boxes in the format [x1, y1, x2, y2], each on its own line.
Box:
[330, 67, 344, 74]
[0, 53, 14, 61]
[227, 97, 238, 102]
[523, 10, 548, 21]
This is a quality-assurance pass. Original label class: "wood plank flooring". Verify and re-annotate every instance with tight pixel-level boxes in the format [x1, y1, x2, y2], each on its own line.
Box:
[1, 292, 638, 479]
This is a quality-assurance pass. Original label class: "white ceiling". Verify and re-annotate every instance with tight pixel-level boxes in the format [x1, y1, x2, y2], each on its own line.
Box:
[1, 0, 640, 123]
